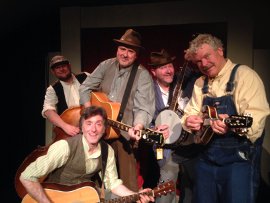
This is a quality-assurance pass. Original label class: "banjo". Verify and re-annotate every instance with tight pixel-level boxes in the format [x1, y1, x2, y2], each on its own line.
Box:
[155, 62, 194, 149]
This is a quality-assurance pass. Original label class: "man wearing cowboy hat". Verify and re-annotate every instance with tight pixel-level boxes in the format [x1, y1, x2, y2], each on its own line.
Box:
[147, 49, 202, 203]
[79, 29, 158, 192]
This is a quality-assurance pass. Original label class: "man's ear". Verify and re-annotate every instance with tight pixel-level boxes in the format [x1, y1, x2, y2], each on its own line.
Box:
[150, 68, 156, 77]
[50, 68, 56, 75]
[217, 47, 224, 57]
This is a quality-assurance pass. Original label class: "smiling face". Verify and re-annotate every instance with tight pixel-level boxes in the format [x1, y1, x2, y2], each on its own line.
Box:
[192, 44, 226, 78]
[51, 63, 72, 82]
[81, 114, 106, 145]
[151, 63, 175, 89]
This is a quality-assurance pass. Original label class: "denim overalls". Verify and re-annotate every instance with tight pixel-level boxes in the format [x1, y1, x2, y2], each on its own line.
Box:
[193, 65, 263, 203]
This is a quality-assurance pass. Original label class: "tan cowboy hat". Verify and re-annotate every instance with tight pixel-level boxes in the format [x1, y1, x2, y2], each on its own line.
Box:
[148, 49, 176, 67]
[113, 29, 144, 49]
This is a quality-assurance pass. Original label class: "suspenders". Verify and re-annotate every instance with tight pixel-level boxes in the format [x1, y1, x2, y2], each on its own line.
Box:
[202, 64, 241, 94]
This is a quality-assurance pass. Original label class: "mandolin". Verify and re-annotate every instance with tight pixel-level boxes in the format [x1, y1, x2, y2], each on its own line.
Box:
[195, 105, 253, 145]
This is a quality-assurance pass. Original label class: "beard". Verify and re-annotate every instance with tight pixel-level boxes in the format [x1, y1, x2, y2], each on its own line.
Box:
[58, 72, 72, 82]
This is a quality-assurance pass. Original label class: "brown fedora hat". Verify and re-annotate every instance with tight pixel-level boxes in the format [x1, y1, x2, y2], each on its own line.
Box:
[148, 49, 176, 67]
[113, 29, 144, 49]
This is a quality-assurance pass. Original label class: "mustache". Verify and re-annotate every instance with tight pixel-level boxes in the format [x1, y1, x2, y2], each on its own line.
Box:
[202, 66, 212, 71]
[164, 73, 173, 76]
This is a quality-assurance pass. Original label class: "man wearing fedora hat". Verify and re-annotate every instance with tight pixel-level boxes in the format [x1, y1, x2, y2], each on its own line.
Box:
[79, 29, 157, 192]
[42, 55, 90, 138]
[147, 49, 202, 203]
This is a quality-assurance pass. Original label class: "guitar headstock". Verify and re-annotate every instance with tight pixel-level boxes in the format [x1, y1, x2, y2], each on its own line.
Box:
[225, 115, 253, 128]
[153, 180, 176, 198]
[141, 129, 164, 145]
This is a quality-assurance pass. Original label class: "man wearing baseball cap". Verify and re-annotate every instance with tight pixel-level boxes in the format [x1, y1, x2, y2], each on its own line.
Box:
[42, 55, 89, 139]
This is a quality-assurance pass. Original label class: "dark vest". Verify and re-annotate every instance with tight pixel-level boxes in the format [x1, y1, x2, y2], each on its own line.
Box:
[45, 134, 108, 186]
[52, 73, 87, 115]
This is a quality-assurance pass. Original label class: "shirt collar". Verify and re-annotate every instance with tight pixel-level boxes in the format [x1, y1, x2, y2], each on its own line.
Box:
[157, 82, 169, 96]
[215, 59, 232, 78]
[59, 73, 76, 86]
[82, 135, 101, 159]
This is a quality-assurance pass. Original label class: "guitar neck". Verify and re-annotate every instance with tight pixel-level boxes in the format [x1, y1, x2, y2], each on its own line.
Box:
[105, 191, 153, 203]
[107, 119, 131, 132]
[107, 119, 164, 145]
[107, 119, 157, 136]
[105, 180, 175, 203]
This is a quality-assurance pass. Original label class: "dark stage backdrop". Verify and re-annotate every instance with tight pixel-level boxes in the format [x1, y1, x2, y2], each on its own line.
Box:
[81, 22, 227, 73]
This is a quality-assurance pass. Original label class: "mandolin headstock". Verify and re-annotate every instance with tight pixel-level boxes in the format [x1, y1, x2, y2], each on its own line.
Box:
[224, 115, 253, 128]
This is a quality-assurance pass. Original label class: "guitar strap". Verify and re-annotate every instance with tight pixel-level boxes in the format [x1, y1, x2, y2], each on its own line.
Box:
[100, 140, 108, 201]
[116, 62, 139, 121]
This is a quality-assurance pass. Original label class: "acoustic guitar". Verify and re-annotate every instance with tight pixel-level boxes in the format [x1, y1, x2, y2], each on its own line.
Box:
[90, 91, 121, 140]
[53, 92, 163, 143]
[196, 105, 253, 145]
[22, 180, 175, 203]
[52, 91, 120, 141]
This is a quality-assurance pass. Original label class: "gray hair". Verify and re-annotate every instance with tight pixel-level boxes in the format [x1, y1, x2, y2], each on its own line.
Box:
[184, 34, 224, 61]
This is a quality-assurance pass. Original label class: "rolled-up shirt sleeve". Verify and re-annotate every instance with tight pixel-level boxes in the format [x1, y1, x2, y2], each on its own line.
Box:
[20, 140, 70, 182]
[41, 85, 58, 118]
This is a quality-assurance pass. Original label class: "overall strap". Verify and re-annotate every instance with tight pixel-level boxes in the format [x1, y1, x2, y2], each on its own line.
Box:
[202, 77, 209, 94]
[117, 63, 139, 121]
[226, 64, 241, 92]
[202, 64, 241, 94]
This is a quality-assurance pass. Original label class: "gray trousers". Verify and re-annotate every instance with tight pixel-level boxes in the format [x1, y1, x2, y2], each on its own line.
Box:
[155, 151, 179, 203]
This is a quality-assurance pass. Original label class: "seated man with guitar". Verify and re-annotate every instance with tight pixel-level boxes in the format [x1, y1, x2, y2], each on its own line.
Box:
[182, 34, 270, 203]
[20, 106, 155, 203]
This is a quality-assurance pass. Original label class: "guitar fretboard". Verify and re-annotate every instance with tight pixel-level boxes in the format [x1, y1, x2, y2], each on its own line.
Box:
[105, 191, 152, 203]
[107, 119, 131, 132]
[107, 119, 164, 145]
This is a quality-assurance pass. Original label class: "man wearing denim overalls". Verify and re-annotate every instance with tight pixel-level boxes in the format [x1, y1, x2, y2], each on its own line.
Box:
[181, 34, 270, 203]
